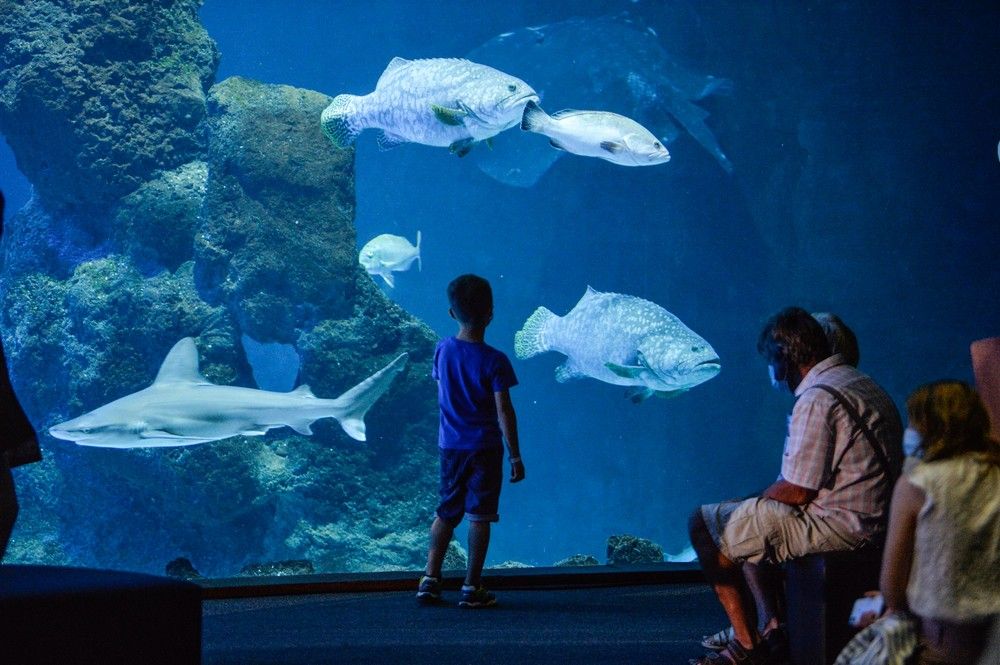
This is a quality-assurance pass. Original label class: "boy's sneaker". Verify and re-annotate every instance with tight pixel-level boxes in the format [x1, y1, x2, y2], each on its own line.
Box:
[458, 585, 497, 608]
[416, 575, 442, 603]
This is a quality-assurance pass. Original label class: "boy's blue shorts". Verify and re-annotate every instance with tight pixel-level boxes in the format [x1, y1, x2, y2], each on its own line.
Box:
[436, 447, 503, 527]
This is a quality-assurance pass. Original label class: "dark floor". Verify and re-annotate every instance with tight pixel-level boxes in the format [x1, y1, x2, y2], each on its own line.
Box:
[202, 583, 726, 664]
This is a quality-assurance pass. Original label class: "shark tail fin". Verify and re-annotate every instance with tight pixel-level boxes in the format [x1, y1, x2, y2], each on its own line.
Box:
[333, 353, 408, 441]
[514, 306, 556, 359]
[321, 94, 363, 148]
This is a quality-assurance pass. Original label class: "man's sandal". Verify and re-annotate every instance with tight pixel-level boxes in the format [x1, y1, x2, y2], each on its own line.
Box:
[689, 638, 770, 665]
[700, 626, 735, 651]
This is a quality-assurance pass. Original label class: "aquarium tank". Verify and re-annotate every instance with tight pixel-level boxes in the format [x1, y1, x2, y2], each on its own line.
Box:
[0, 0, 996, 579]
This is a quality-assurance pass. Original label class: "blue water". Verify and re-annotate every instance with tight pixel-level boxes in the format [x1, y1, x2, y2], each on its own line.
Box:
[2, 0, 998, 569]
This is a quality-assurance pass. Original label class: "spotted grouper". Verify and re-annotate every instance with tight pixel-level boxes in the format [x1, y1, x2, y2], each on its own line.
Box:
[321, 57, 538, 157]
[514, 287, 720, 402]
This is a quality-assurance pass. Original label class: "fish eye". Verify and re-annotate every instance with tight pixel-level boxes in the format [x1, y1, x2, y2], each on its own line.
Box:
[691, 345, 702, 352]
[654, 142, 662, 149]
[508, 84, 517, 92]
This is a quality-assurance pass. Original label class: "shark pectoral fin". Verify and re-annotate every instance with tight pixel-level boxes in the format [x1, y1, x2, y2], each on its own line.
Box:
[288, 419, 315, 436]
[433, 104, 468, 126]
[600, 141, 625, 154]
[655, 389, 689, 400]
[605, 362, 645, 379]
[449, 138, 475, 157]
[625, 387, 655, 403]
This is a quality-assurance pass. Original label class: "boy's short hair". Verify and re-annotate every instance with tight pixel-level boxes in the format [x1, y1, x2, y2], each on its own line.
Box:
[448, 274, 493, 327]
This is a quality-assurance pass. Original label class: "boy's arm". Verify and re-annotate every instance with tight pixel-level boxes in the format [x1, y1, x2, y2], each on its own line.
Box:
[494, 389, 524, 483]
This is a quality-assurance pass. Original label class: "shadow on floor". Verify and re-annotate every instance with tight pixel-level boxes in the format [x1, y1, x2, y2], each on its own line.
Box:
[203, 583, 726, 664]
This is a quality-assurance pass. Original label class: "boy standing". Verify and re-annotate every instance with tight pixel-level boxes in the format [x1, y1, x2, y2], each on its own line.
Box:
[417, 274, 524, 608]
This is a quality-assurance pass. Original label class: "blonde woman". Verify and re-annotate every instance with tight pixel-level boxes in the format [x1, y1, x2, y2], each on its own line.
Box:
[880, 381, 1000, 664]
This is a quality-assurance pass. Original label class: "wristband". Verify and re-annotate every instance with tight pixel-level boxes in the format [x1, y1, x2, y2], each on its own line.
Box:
[509, 456, 522, 464]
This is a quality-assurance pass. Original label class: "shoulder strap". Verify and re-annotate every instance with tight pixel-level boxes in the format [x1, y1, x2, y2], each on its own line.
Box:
[808, 383, 898, 483]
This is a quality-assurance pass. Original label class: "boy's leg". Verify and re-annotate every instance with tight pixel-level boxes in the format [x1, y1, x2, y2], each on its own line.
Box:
[425, 516, 454, 579]
[464, 520, 491, 587]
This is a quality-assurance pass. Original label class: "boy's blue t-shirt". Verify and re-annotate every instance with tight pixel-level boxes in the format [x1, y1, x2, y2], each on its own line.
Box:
[432, 337, 518, 450]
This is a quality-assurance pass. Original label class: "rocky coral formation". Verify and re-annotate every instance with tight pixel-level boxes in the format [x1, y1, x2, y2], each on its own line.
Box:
[239, 559, 315, 577]
[0, 0, 219, 215]
[197, 77, 357, 343]
[555, 554, 600, 567]
[606, 534, 665, 565]
[0, 0, 440, 576]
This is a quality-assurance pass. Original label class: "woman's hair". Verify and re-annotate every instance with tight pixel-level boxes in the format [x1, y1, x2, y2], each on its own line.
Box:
[757, 306, 831, 368]
[906, 380, 1000, 463]
[812, 312, 860, 367]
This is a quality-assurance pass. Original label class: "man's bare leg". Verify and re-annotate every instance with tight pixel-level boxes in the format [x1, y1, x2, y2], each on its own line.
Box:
[689, 508, 760, 649]
[744, 562, 783, 634]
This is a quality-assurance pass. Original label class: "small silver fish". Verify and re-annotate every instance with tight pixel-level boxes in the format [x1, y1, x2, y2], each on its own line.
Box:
[321, 57, 539, 157]
[359, 231, 421, 288]
[514, 287, 719, 402]
[520, 101, 670, 167]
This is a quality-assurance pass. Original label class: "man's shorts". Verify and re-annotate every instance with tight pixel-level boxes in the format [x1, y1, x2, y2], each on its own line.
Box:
[436, 447, 503, 527]
[700, 497, 860, 566]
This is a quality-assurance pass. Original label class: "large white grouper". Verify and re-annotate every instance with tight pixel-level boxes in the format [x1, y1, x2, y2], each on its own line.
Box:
[321, 57, 538, 157]
[514, 287, 720, 402]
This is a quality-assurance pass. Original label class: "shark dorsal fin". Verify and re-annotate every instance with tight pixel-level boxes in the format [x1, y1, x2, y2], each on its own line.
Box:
[153, 338, 209, 386]
[290, 385, 316, 398]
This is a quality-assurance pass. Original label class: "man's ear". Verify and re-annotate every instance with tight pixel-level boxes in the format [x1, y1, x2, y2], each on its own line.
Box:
[448, 307, 456, 320]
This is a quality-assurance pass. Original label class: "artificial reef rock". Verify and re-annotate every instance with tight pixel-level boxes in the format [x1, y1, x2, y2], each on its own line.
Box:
[0, 0, 438, 576]
[606, 534, 665, 565]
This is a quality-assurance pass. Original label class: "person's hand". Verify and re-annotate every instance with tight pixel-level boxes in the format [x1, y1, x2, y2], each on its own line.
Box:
[509, 458, 525, 483]
[849, 591, 884, 629]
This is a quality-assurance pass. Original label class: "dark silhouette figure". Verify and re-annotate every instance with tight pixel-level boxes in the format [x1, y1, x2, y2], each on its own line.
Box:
[0, 190, 41, 561]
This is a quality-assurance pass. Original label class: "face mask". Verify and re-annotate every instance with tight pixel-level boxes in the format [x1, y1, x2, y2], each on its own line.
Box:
[903, 427, 923, 458]
[768, 364, 788, 393]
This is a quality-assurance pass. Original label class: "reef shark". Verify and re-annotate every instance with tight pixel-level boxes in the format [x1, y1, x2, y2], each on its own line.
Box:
[49, 338, 408, 447]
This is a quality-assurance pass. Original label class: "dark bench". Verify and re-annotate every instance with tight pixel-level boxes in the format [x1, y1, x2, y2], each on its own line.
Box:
[0, 565, 202, 664]
[784, 545, 883, 665]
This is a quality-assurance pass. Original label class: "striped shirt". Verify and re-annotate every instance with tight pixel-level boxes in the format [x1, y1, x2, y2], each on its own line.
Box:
[781, 355, 903, 539]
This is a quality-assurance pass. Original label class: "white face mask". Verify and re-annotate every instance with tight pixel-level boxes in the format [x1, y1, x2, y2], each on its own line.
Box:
[768, 364, 789, 393]
[903, 427, 923, 458]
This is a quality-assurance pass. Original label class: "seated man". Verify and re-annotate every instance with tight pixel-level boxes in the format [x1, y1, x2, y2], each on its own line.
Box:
[688, 307, 902, 665]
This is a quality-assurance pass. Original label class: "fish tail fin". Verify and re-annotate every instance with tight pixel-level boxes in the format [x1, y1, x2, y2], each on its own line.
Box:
[416, 230, 422, 272]
[332, 353, 408, 441]
[321, 94, 363, 148]
[520, 100, 548, 133]
[514, 306, 556, 359]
